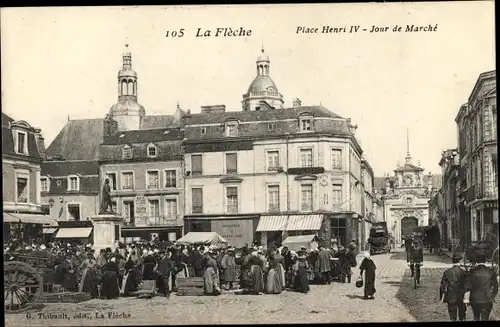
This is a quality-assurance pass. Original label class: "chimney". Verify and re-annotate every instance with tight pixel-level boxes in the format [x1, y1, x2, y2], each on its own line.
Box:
[201, 105, 226, 114]
[103, 114, 118, 139]
[292, 98, 302, 107]
[427, 172, 433, 191]
[33, 128, 46, 159]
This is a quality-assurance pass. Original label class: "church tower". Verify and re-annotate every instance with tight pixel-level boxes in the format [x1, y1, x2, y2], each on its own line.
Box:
[109, 45, 146, 131]
[241, 48, 284, 111]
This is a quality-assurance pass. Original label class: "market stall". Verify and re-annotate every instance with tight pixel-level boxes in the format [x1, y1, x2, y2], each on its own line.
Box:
[176, 232, 228, 247]
[282, 234, 319, 252]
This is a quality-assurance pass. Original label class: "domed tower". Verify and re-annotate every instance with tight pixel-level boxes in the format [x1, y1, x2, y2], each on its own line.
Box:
[242, 48, 284, 111]
[109, 45, 145, 131]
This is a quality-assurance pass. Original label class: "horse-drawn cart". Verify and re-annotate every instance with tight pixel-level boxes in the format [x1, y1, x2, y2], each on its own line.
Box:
[4, 253, 55, 314]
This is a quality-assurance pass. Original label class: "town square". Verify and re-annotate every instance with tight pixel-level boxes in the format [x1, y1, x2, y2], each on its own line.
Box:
[2, 2, 498, 325]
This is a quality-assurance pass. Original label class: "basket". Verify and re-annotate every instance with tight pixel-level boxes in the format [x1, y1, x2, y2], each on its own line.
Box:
[355, 277, 363, 288]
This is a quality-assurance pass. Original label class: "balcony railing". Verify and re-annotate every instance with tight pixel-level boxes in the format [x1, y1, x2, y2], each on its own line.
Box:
[268, 204, 280, 213]
[226, 169, 238, 175]
[227, 205, 238, 214]
[191, 170, 203, 177]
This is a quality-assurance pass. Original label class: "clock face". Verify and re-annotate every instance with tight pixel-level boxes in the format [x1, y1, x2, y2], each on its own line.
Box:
[404, 174, 413, 186]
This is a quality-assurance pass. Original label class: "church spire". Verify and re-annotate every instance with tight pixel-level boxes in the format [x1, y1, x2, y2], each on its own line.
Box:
[405, 128, 412, 164]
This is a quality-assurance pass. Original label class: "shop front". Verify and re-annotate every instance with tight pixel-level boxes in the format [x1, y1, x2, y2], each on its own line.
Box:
[54, 221, 94, 245]
[121, 226, 183, 243]
[325, 213, 361, 248]
[256, 214, 325, 249]
[3, 212, 57, 241]
[184, 215, 259, 248]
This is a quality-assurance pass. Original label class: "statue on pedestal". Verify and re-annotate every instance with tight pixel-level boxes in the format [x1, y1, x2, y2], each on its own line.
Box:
[99, 179, 114, 214]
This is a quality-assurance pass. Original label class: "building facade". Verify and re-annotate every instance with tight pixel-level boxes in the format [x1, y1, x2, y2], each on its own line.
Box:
[99, 127, 185, 242]
[361, 159, 376, 249]
[455, 70, 497, 247]
[438, 149, 460, 250]
[2, 113, 53, 239]
[183, 50, 369, 248]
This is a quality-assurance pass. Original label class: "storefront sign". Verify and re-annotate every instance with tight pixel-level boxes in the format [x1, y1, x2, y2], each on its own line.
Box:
[211, 219, 253, 248]
[135, 196, 147, 217]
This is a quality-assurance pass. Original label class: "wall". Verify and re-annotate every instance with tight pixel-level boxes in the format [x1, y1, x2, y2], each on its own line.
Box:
[42, 194, 99, 221]
[2, 159, 42, 213]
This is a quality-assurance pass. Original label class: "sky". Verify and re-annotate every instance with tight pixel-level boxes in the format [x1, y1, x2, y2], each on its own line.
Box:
[1, 2, 495, 176]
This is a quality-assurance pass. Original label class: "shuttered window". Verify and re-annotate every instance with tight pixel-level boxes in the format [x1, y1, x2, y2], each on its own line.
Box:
[226, 153, 238, 174]
[192, 188, 203, 213]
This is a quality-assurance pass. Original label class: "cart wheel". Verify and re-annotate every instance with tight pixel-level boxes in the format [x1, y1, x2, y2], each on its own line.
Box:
[4, 261, 43, 314]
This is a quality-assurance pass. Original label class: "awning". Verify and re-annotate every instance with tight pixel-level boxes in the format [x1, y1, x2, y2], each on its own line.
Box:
[55, 227, 93, 239]
[176, 232, 227, 245]
[286, 214, 323, 231]
[282, 234, 319, 251]
[3, 212, 57, 225]
[256, 215, 288, 232]
[43, 228, 58, 234]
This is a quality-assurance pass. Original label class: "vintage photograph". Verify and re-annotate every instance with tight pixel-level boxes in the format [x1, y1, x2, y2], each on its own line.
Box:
[2, 2, 498, 325]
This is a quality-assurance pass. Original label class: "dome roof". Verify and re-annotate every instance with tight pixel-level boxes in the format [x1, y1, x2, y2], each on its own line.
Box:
[257, 52, 270, 62]
[247, 75, 278, 94]
[118, 68, 137, 78]
[110, 98, 145, 114]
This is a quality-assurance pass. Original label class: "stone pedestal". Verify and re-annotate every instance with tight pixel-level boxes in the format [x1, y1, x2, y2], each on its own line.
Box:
[90, 214, 123, 252]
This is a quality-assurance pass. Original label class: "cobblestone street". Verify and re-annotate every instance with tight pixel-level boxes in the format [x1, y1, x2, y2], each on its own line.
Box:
[6, 250, 499, 326]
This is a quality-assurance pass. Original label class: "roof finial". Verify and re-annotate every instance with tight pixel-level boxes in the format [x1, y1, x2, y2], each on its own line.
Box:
[125, 36, 129, 49]
[67, 114, 70, 121]
[406, 128, 410, 155]
[261, 41, 264, 53]
[177, 101, 180, 109]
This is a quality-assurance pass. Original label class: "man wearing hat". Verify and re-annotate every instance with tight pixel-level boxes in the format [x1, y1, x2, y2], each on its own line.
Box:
[156, 250, 173, 298]
[439, 253, 467, 321]
[409, 236, 424, 284]
[464, 249, 498, 321]
[221, 247, 237, 290]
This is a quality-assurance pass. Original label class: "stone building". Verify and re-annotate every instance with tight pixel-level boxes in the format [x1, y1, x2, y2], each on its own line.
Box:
[182, 49, 371, 248]
[2, 113, 53, 239]
[361, 159, 377, 249]
[438, 149, 460, 250]
[455, 70, 497, 248]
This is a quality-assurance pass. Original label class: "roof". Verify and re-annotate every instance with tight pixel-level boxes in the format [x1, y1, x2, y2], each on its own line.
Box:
[2, 115, 42, 160]
[185, 105, 343, 125]
[46, 119, 105, 161]
[41, 161, 100, 176]
[102, 128, 183, 145]
[394, 162, 425, 172]
[2, 113, 14, 127]
[247, 75, 278, 94]
[374, 174, 442, 192]
[45, 114, 177, 161]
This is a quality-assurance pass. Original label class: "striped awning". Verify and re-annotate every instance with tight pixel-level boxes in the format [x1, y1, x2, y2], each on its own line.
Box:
[256, 215, 289, 232]
[55, 227, 93, 239]
[286, 214, 324, 231]
[3, 212, 56, 225]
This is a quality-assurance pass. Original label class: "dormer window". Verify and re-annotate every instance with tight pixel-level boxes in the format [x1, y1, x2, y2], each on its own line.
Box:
[41, 177, 50, 192]
[122, 145, 133, 159]
[225, 122, 239, 137]
[299, 116, 313, 132]
[14, 131, 28, 155]
[67, 175, 80, 191]
[147, 143, 157, 158]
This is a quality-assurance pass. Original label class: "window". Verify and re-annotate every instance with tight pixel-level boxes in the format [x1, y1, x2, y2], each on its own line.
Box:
[123, 200, 135, 225]
[165, 170, 177, 188]
[301, 184, 313, 211]
[67, 175, 79, 191]
[122, 172, 134, 190]
[122, 145, 133, 159]
[67, 203, 81, 221]
[332, 184, 342, 209]
[268, 123, 275, 131]
[332, 149, 342, 170]
[267, 151, 280, 171]
[16, 177, 28, 203]
[191, 155, 203, 176]
[16, 131, 27, 154]
[331, 218, 346, 247]
[226, 187, 238, 214]
[41, 177, 49, 192]
[192, 188, 203, 214]
[201, 127, 206, 135]
[299, 117, 312, 132]
[106, 173, 117, 190]
[226, 123, 238, 137]
[268, 185, 280, 212]
[165, 199, 177, 219]
[147, 144, 157, 158]
[300, 149, 313, 167]
[226, 153, 238, 174]
[147, 171, 159, 189]
[148, 199, 160, 218]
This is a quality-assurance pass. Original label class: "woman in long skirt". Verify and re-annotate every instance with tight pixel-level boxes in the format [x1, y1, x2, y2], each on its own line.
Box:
[122, 256, 139, 296]
[100, 257, 120, 299]
[273, 249, 286, 288]
[264, 255, 283, 294]
[293, 254, 310, 293]
[249, 252, 264, 294]
[203, 252, 221, 295]
[359, 251, 377, 300]
[79, 254, 99, 298]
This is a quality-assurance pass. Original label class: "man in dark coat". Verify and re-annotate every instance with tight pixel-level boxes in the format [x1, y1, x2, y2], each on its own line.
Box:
[464, 250, 499, 321]
[439, 253, 467, 321]
[156, 250, 174, 298]
[317, 245, 332, 284]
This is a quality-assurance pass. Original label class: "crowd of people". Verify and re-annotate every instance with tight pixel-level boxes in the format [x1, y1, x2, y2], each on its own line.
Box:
[3, 237, 362, 299]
